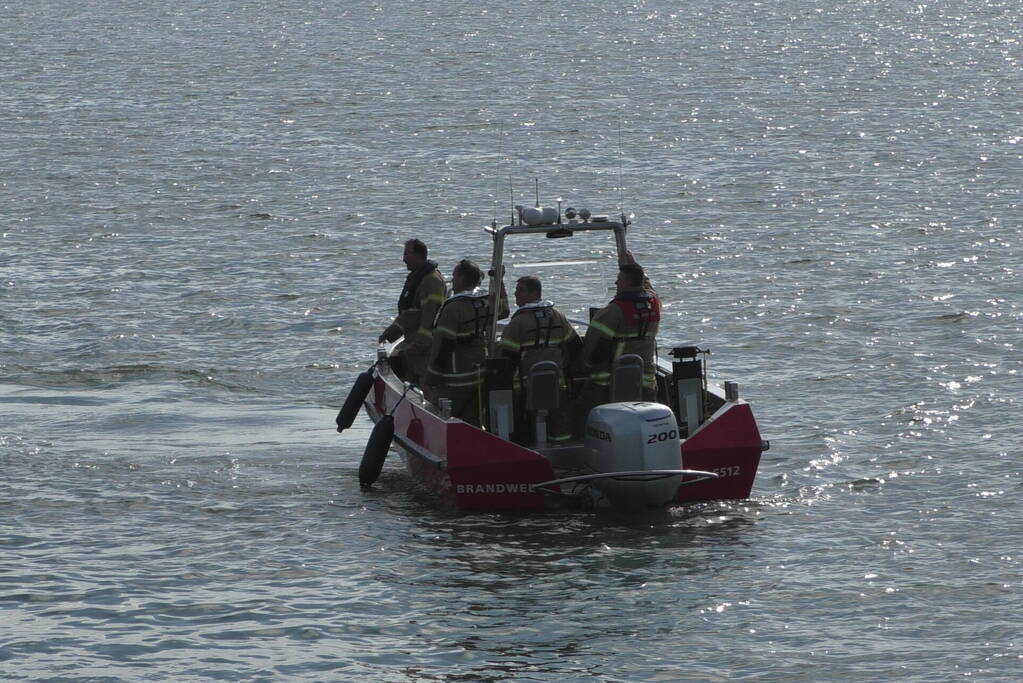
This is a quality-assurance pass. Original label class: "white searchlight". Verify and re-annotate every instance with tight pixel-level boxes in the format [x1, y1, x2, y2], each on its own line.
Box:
[517, 205, 559, 226]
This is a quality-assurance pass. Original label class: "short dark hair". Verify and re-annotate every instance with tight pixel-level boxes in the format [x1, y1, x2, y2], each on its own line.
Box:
[516, 275, 542, 298]
[454, 259, 482, 288]
[619, 263, 645, 288]
[404, 238, 428, 259]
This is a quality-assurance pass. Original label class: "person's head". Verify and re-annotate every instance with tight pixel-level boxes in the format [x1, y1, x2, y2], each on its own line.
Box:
[615, 263, 645, 293]
[452, 259, 482, 292]
[514, 275, 542, 307]
[402, 239, 428, 271]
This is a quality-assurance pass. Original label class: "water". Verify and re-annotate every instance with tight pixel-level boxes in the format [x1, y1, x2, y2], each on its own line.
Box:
[2, 0, 1021, 679]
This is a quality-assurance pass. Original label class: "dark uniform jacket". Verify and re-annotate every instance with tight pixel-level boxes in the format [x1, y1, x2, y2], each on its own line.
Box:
[499, 301, 581, 386]
[581, 286, 661, 391]
[382, 261, 447, 381]
[426, 287, 509, 390]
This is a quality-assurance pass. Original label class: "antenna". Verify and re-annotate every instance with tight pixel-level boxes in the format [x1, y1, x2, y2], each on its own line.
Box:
[617, 117, 626, 217]
[491, 124, 499, 224]
[498, 122, 515, 226]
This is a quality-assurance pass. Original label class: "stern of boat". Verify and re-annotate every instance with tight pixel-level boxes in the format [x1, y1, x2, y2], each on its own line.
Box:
[676, 399, 764, 503]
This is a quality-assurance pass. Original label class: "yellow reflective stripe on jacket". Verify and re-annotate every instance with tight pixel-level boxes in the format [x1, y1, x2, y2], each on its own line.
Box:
[588, 318, 616, 338]
[446, 378, 482, 389]
[439, 368, 482, 388]
[433, 326, 483, 340]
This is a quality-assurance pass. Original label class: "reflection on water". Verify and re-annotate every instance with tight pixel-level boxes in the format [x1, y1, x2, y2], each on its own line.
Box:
[2, 0, 1022, 678]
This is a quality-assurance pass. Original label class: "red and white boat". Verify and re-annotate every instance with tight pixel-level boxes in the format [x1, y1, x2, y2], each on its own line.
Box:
[339, 209, 767, 512]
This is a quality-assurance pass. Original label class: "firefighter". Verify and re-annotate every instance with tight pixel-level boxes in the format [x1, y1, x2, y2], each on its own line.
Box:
[424, 259, 508, 426]
[378, 238, 447, 384]
[576, 251, 661, 426]
[498, 275, 581, 444]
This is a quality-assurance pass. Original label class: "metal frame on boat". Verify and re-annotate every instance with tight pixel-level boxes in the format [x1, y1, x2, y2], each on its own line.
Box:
[342, 210, 767, 512]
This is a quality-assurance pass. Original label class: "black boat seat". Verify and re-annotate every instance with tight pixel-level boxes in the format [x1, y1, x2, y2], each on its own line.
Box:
[525, 360, 560, 447]
[610, 354, 644, 402]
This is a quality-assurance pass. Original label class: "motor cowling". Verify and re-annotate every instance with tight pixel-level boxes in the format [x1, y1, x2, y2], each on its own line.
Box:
[583, 402, 683, 507]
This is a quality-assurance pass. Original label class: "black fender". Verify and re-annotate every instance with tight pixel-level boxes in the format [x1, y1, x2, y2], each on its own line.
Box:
[336, 370, 374, 433]
[359, 414, 394, 487]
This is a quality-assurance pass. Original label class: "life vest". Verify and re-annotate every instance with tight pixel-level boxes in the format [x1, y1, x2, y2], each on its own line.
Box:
[516, 304, 558, 351]
[432, 290, 491, 385]
[397, 260, 438, 313]
[611, 290, 660, 341]
[504, 302, 575, 383]
[585, 290, 661, 388]
[437, 291, 489, 345]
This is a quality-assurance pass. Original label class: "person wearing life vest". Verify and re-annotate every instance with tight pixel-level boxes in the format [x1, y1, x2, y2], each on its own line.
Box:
[379, 238, 447, 384]
[576, 250, 661, 425]
[423, 259, 509, 426]
[498, 275, 582, 444]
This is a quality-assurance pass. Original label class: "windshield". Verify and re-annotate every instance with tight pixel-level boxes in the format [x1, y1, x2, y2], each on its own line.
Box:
[500, 231, 620, 323]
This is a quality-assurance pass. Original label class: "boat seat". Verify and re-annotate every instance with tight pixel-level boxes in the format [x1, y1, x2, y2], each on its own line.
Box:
[525, 360, 561, 447]
[610, 354, 644, 402]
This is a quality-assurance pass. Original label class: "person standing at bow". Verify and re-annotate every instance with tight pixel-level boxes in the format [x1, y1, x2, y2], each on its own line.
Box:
[424, 259, 508, 426]
[378, 238, 447, 384]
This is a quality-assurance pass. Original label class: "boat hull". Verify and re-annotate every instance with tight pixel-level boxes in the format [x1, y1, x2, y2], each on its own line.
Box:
[366, 367, 553, 511]
[364, 364, 763, 512]
[677, 401, 762, 503]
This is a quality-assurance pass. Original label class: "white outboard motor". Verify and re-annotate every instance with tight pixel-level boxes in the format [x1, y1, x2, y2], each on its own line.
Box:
[583, 402, 683, 507]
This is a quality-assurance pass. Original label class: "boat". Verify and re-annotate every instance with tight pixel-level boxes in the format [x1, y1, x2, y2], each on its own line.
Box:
[337, 206, 768, 512]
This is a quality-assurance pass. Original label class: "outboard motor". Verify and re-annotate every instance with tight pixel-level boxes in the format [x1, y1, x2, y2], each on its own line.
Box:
[583, 402, 683, 507]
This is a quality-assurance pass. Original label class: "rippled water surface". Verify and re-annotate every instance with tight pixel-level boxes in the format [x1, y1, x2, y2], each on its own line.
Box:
[2, 0, 1022, 680]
